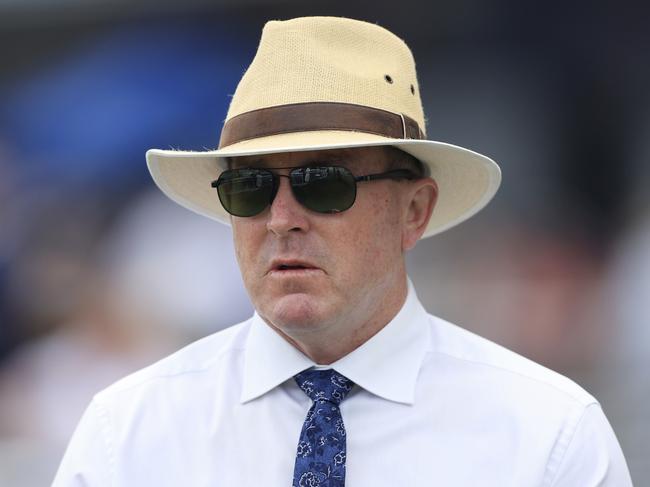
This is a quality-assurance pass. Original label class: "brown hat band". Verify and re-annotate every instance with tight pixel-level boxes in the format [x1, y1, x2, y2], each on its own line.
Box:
[218, 102, 425, 148]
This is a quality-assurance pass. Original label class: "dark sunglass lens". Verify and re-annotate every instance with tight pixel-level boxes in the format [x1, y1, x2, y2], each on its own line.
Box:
[216, 169, 275, 217]
[291, 166, 356, 213]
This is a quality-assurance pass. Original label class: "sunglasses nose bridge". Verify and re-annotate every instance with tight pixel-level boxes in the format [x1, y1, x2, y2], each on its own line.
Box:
[265, 173, 312, 235]
[268, 173, 306, 213]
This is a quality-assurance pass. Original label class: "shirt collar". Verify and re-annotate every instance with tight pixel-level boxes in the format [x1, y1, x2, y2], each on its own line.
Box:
[240, 279, 430, 405]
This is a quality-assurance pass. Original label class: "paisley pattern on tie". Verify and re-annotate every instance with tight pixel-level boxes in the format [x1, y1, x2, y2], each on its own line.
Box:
[293, 369, 354, 487]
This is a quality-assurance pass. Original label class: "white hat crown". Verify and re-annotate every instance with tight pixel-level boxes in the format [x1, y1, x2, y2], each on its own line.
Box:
[226, 17, 426, 133]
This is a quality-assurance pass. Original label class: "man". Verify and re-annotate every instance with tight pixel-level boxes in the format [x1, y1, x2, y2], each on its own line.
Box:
[54, 16, 632, 486]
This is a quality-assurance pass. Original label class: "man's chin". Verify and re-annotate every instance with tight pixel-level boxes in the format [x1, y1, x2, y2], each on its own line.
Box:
[263, 292, 328, 331]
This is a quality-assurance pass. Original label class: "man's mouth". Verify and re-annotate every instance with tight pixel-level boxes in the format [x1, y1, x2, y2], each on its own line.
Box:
[268, 260, 323, 274]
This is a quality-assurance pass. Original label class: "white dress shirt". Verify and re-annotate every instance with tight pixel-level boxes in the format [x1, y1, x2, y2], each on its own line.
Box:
[53, 282, 632, 486]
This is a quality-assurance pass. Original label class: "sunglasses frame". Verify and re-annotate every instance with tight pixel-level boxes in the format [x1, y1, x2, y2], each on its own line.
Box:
[211, 165, 419, 217]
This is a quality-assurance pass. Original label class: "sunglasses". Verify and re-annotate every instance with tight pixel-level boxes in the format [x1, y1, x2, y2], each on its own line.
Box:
[211, 165, 418, 217]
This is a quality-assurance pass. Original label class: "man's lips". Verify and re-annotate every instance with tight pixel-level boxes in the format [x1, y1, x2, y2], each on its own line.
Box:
[267, 259, 323, 275]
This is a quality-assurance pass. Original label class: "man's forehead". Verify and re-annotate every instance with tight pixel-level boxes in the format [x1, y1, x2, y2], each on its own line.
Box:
[229, 147, 388, 168]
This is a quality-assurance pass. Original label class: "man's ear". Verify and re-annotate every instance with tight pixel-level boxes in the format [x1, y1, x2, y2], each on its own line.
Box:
[402, 178, 438, 251]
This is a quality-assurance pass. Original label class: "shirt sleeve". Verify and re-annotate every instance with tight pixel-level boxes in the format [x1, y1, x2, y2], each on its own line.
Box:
[549, 402, 633, 486]
[51, 398, 113, 486]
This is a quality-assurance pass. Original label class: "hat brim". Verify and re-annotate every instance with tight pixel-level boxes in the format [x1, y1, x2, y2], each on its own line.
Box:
[146, 130, 501, 239]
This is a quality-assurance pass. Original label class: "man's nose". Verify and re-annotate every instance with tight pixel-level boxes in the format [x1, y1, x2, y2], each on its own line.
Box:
[266, 176, 311, 236]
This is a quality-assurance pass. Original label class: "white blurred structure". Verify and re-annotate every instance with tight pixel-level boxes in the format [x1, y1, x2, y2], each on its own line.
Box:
[100, 189, 253, 338]
[606, 213, 650, 483]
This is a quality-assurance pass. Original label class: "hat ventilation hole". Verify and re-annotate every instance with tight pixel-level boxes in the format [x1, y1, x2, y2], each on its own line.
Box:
[410, 84, 415, 95]
[384, 74, 393, 84]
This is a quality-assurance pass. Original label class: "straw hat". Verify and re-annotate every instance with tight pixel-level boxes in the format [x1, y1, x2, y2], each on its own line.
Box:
[146, 16, 501, 238]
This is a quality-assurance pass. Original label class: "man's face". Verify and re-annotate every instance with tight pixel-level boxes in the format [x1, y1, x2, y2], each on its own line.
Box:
[230, 146, 419, 340]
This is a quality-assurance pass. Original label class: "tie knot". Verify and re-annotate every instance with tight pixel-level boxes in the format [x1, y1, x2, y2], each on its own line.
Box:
[294, 369, 354, 405]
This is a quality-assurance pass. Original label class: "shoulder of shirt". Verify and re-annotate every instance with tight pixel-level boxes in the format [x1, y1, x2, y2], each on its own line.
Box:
[93, 317, 252, 400]
[424, 312, 597, 408]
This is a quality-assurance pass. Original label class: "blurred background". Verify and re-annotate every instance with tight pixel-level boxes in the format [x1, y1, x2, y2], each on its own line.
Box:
[0, 0, 648, 484]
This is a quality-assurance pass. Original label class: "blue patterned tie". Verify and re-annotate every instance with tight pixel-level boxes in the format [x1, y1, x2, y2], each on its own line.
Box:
[293, 369, 354, 487]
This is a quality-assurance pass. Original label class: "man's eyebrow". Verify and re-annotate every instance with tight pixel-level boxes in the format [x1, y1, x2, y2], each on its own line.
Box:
[231, 155, 347, 168]
[302, 156, 346, 165]
[229, 157, 263, 169]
